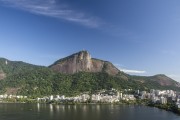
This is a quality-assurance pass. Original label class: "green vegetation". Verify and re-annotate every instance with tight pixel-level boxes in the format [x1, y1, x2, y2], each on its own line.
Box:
[0, 70, 144, 97]
[0, 58, 180, 97]
[130, 75, 180, 91]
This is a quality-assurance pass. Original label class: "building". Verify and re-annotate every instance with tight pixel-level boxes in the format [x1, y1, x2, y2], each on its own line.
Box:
[49, 95, 53, 101]
[150, 89, 155, 94]
[178, 104, 180, 109]
[155, 90, 161, 96]
[160, 96, 167, 104]
[140, 91, 146, 95]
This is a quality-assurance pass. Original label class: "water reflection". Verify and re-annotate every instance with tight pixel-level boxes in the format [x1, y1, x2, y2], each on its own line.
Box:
[37, 103, 40, 112]
[4, 104, 177, 120]
[73, 105, 77, 110]
[82, 105, 87, 112]
[55, 105, 60, 112]
[96, 105, 100, 111]
[49, 104, 53, 117]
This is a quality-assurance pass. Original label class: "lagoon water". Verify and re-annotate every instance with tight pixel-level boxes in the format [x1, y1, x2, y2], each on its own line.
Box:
[0, 104, 179, 120]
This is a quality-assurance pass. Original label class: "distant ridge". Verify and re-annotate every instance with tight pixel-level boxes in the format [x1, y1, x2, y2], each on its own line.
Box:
[149, 74, 180, 87]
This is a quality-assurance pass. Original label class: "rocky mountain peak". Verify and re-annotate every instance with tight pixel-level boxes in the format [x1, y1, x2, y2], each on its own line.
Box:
[49, 51, 120, 75]
[78, 50, 91, 58]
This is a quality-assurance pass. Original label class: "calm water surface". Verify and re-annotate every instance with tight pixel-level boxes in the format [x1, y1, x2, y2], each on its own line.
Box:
[0, 103, 179, 120]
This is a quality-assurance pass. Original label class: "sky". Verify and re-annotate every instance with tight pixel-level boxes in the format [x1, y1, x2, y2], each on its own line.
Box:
[0, 0, 180, 82]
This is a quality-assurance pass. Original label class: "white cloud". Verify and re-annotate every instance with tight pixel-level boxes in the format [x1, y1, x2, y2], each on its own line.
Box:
[0, 0, 102, 28]
[121, 69, 146, 74]
[114, 63, 146, 74]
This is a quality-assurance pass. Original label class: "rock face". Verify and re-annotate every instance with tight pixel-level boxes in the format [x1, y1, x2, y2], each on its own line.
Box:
[49, 51, 120, 75]
[0, 70, 5, 80]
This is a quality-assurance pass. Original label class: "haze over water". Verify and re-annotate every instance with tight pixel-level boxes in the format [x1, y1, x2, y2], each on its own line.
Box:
[0, 104, 179, 120]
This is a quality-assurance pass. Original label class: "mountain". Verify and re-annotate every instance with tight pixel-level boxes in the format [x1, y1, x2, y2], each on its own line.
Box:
[131, 74, 180, 90]
[49, 50, 120, 75]
[149, 74, 180, 87]
[0, 58, 53, 95]
[0, 58, 43, 76]
[0, 51, 179, 96]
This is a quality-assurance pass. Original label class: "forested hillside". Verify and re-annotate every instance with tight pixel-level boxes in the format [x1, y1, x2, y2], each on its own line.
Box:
[0, 57, 179, 97]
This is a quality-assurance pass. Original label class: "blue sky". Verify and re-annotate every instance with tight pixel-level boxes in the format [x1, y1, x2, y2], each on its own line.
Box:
[0, 0, 180, 81]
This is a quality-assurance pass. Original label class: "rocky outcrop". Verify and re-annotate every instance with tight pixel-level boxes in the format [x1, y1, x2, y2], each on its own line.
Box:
[0, 70, 5, 80]
[49, 51, 120, 75]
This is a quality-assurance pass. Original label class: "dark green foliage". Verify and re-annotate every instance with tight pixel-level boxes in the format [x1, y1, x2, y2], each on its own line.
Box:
[52, 73, 72, 95]
[0, 58, 40, 76]
[0, 58, 180, 97]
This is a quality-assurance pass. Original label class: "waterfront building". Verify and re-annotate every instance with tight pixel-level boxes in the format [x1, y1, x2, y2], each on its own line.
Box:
[140, 91, 146, 95]
[178, 104, 180, 109]
[155, 90, 161, 96]
[160, 96, 167, 104]
[50, 95, 53, 101]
